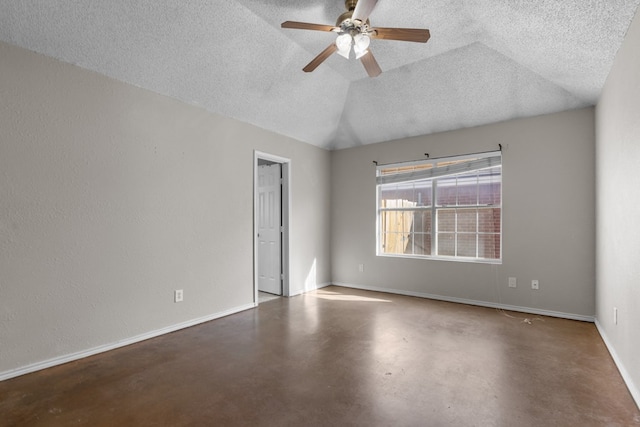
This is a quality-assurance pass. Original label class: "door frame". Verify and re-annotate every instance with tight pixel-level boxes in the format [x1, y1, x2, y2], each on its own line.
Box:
[254, 151, 291, 304]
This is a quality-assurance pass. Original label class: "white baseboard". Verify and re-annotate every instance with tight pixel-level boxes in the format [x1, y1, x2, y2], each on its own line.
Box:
[595, 319, 640, 409]
[0, 302, 256, 382]
[289, 282, 332, 297]
[332, 282, 595, 322]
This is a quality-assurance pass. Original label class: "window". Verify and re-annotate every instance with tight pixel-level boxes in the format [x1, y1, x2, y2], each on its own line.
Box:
[376, 151, 502, 263]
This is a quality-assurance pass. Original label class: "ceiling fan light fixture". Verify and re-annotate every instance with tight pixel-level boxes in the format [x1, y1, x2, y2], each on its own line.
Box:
[336, 48, 351, 59]
[353, 33, 370, 58]
[336, 33, 353, 59]
[354, 33, 370, 49]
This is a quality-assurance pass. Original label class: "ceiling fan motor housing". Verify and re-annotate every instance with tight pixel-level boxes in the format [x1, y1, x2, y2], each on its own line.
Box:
[336, 10, 353, 26]
[337, 0, 365, 27]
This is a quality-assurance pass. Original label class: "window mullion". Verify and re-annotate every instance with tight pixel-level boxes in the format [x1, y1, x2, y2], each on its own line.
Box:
[454, 176, 458, 257]
[476, 208, 479, 258]
[432, 180, 437, 256]
[476, 173, 479, 258]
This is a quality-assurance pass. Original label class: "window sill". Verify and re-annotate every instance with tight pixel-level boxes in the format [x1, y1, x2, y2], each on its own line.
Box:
[376, 253, 502, 265]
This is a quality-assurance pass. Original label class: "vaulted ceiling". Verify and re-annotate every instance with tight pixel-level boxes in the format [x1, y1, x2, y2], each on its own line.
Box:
[1, 1, 638, 150]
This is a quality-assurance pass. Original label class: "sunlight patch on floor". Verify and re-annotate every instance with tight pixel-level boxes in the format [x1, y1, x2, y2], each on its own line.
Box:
[311, 290, 391, 303]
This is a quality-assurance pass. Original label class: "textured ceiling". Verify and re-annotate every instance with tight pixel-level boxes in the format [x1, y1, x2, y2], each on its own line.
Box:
[1, 1, 638, 150]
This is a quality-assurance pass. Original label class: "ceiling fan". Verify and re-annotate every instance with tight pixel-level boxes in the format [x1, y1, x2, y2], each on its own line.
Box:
[281, 0, 430, 78]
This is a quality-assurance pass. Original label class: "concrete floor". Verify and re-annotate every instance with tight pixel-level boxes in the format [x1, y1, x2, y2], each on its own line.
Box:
[258, 291, 281, 304]
[1, 286, 638, 426]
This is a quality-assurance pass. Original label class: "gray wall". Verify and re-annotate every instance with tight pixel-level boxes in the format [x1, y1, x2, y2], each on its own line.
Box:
[595, 8, 640, 405]
[331, 108, 595, 318]
[0, 41, 331, 376]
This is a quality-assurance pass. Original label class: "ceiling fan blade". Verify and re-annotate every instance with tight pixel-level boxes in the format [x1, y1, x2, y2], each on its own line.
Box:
[372, 27, 431, 43]
[352, 0, 378, 21]
[360, 50, 382, 78]
[303, 43, 338, 72]
[281, 21, 338, 32]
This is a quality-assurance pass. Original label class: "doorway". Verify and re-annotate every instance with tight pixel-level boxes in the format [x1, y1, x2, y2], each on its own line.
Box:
[254, 151, 290, 304]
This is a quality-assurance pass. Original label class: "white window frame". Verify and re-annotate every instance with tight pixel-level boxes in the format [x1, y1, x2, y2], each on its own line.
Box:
[376, 151, 502, 264]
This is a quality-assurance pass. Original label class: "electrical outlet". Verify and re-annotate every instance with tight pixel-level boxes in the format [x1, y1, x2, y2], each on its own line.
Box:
[531, 280, 539, 290]
[174, 289, 184, 303]
[508, 277, 517, 288]
[358, 264, 364, 272]
[614, 307, 618, 325]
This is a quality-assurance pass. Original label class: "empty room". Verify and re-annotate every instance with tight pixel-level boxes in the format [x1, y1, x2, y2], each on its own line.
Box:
[1, 1, 639, 425]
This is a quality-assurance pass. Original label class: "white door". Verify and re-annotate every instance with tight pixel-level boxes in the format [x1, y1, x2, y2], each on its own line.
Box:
[257, 163, 282, 295]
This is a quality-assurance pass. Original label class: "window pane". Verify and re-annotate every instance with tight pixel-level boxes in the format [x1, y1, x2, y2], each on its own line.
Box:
[457, 234, 476, 257]
[412, 210, 432, 233]
[398, 182, 415, 206]
[438, 209, 455, 232]
[383, 232, 408, 254]
[457, 208, 477, 233]
[437, 233, 455, 256]
[478, 234, 500, 259]
[380, 185, 399, 205]
[380, 184, 415, 207]
[399, 183, 414, 205]
[415, 181, 432, 207]
[478, 167, 501, 205]
[381, 210, 413, 254]
[478, 208, 501, 233]
[408, 233, 431, 255]
[456, 173, 478, 205]
[436, 176, 457, 206]
[381, 181, 432, 207]
[406, 211, 432, 255]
